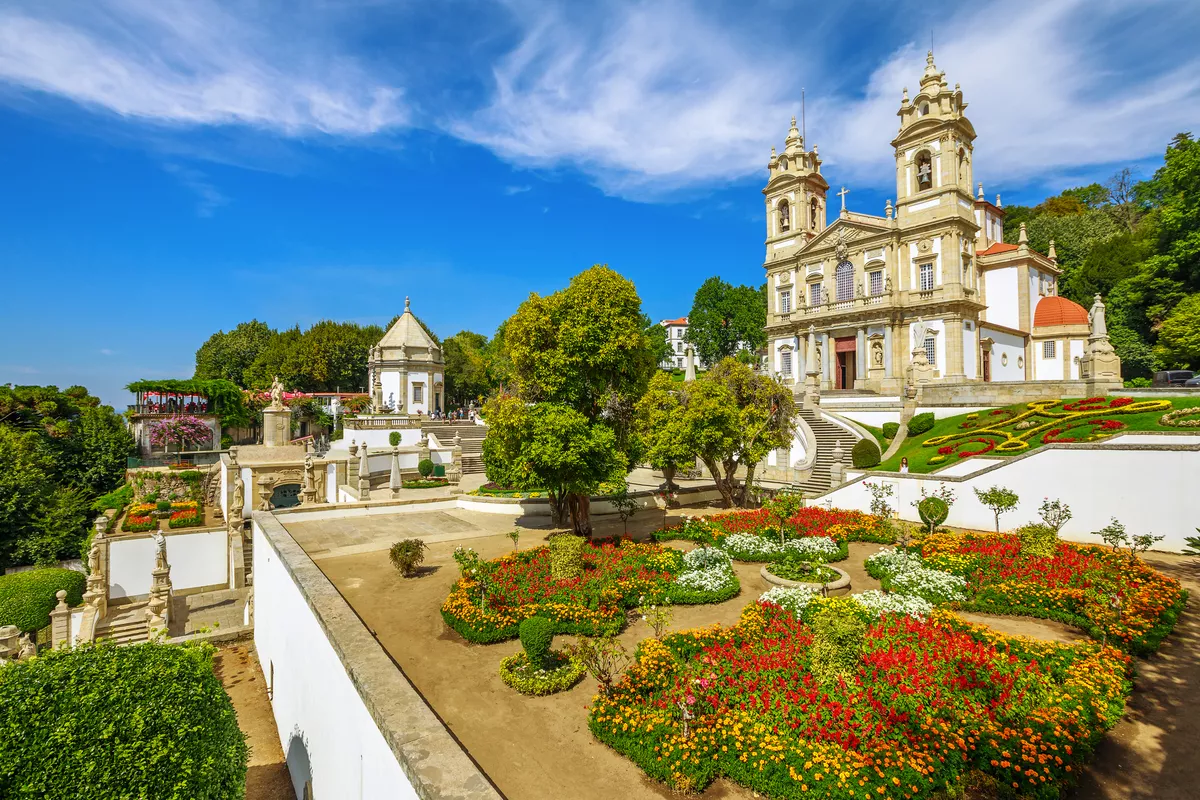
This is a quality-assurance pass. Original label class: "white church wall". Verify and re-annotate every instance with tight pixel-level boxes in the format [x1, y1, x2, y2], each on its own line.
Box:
[821, 445, 1200, 553]
[109, 528, 228, 600]
[325, 464, 338, 503]
[408, 370, 430, 415]
[983, 268, 1019, 329]
[381, 372, 401, 411]
[982, 326, 1025, 381]
[1070, 339, 1085, 379]
[252, 519, 423, 800]
[962, 322, 978, 378]
[1035, 339, 1064, 381]
[838, 410, 901, 427]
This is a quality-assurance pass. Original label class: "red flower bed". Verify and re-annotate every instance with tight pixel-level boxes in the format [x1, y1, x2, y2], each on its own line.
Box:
[920, 532, 1186, 654]
[1062, 397, 1134, 412]
[590, 600, 1130, 798]
[786, 506, 876, 538]
[1042, 418, 1126, 444]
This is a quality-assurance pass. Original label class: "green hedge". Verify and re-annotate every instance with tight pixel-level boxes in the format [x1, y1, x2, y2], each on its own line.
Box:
[881, 422, 899, 439]
[907, 412, 935, 436]
[0, 642, 247, 799]
[851, 438, 881, 468]
[0, 569, 86, 633]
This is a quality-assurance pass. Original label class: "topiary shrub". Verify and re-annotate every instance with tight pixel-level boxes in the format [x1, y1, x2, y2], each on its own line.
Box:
[1016, 523, 1059, 558]
[0, 641, 247, 799]
[389, 539, 428, 577]
[389, 431, 402, 447]
[549, 534, 585, 581]
[433, 464, 446, 477]
[917, 496, 949, 530]
[881, 422, 899, 440]
[519, 616, 554, 668]
[808, 600, 868, 687]
[418, 458, 435, 477]
[907, 412, 935, 437]
[0, 569, 86, 633]
[851, 438, 881, 468]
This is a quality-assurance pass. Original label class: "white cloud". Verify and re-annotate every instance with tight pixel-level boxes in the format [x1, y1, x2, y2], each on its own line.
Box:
[453, 0, 1200, 199]
[0, 0, 409, 135]
[503, 184, 532, 195]
[99, 349, 114, 356]
[162, 163, 227, 217]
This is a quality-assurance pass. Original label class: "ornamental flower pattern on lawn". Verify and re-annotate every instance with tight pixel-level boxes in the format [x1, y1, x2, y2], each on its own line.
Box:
[590, 600, 1131, 799]
[922, 397, 1171, 458]
[441, 539, 738, 643]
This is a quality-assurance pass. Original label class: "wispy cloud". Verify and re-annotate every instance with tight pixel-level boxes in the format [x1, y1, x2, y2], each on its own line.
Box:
[0, 0, 410, 136]
[162, 163, 227, 217]
[503, 184, 532, 195]
[99, 348, 114, 356]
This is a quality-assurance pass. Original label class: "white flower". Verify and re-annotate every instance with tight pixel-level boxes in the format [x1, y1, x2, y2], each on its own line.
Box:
[851, 590, 934, 619]
[674, 563, 736, 592]
[683, 546, 733, 570]
[865, 548, 925, 576]
[888, 567, 968, 603]
[721, 534, 839, 561]
[758, 586, 820, 617]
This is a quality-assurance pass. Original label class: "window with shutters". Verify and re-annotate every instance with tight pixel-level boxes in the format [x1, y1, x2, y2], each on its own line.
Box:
[780, 350, 792, 377]
[923, 336, 937, 366]
[1043, 341, 1056, 359]
[868, 270, 883, 296]
[779, 290, 791, 314]
[835, 261, 854, 302]
[810, 282, 823, 307]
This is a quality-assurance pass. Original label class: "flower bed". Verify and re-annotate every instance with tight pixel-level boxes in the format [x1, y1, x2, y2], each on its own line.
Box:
[590, 598, 1131, 798]
[167, 501, 203, 529]
[441, 540, 739, 643]
[499, 650, 586, 696]
[657, 507, 891, 554]
[763, 560, 841, 584]
[870, 533, 1186, 655]
[402, 478, 450, 489]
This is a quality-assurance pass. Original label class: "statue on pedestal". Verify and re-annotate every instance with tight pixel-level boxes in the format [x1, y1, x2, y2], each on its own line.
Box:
[269, 376, 286, 409]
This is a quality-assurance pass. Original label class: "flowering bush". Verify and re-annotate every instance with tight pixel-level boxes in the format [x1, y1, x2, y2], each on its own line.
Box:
[720, 533, 844, 563]
[147, 415, 213, 452]
[590, 600, 1131, 798]
[1159, 406, 1200, 427]
[866, 548, 967, 603]
[167, 501, 203, 529]
[918, 532, 1186, 655]
[658, 506, 892, 549]
[441, 539, 739, 643]
[851, 589, 934, 619]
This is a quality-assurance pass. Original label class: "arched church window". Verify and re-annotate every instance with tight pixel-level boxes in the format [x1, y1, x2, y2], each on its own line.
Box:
[779, 156, 788, 171]
[919, 103, 930, 117]
[915, 151, 933, 192]
[835, 261, 854, 302]
[809, 197, 820, 229]
[778, 200, 790, 232]
[957, 148, 968, 184]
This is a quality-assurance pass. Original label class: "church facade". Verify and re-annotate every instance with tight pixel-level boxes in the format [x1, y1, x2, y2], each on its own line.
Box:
[762, 52, 1093, 395]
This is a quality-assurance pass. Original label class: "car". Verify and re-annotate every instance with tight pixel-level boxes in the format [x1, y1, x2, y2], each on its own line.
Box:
[1153, 370, 1195, 386]
[1185, 376, 1200, 387]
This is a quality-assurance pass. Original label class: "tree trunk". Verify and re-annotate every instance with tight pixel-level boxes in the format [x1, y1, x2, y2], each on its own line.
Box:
[739, 462, 759, 508]
[548, 491, 569, 528]
[702, 458, 735, 508]
[569, 493, 593, 538]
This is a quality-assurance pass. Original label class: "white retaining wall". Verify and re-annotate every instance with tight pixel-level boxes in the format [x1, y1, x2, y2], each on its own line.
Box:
[823, 443, 1200, 552]
[108, 528, 229, 600]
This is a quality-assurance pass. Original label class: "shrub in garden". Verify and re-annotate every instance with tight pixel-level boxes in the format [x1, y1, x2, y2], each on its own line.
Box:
[155, 499, 171, 512]
[1016, 523, 1059, 557]
[0, 642, 247, 800]
[518, 616, 554, 668]
[417, 458, 435, 477]
[881, 422, 899, 439]
[389, 431, 401, 446]
[389, 539, 428, 577]
[906, 412, 935, 436]
[548, 533, 585, 580]
[0, 568, 86, 633]
[972, 485, 1019, 532]
[850, 437, 881, 468]
[569, 634, 631, 693]
[808, 600, 868, 686]
[917, 495, 949, 531]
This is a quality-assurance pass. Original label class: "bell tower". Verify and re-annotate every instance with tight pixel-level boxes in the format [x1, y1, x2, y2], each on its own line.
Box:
[763, 116, 829, 246]
[891, 51, 976, 224]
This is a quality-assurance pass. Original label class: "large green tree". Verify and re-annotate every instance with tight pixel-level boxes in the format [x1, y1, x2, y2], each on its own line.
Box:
[0, 428, 91, 567]
[193, 320, 275, 386]
[1155, 294, 1200, 368]
[488, 265, 658, 534]
[685, 277, 767, 366]
[442, 330, 493, 407]
[642, 314, 674, 369]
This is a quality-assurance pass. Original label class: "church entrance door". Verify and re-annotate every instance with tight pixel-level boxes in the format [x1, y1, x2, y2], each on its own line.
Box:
[834, 337, 856, 390]
[981, 349, 992, 382]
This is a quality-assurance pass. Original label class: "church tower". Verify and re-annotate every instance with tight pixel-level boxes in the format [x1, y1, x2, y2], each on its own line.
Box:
[763, 116, 829, 246]
[891, 51, 977, 224]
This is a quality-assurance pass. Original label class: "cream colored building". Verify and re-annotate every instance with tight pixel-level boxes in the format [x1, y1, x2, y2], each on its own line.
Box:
[762, 51, 1093, 394]
[368, 298, 445, 414]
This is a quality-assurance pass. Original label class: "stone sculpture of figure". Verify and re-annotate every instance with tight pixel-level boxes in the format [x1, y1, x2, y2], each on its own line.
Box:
[778, 201, 790, 231]
[151, 529, 168, 571]
[88, 541, 101, 575]
[269, 376, 285, 407]
[1088, 294, 1108, 339]
[232, 472, 245, 519]
[872, 339, 884, 366]
[911, 317, 931, 351]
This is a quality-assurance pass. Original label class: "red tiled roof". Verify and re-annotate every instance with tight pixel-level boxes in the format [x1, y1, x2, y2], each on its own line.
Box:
[661, 317, 688, 326]
[1034, 295, 1089, 327]
[977, 242, 1018, 256]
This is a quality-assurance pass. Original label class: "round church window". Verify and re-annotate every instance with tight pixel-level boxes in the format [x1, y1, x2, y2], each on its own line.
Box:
[1001, 353, 1008, 366]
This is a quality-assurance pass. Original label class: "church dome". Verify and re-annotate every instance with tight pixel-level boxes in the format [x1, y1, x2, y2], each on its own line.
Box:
[1034, 295, 1088, 328]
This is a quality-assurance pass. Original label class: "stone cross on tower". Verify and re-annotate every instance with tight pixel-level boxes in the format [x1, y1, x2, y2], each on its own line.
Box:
[837, 186, 850, 215]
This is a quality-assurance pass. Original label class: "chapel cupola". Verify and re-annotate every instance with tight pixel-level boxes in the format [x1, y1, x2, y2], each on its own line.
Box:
[763, 116, 829, 243]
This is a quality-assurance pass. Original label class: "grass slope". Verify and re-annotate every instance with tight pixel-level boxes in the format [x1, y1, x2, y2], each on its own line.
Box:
[875, 396, 1200, 474]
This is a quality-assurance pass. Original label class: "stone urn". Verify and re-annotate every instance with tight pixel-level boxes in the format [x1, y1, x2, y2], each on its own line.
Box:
[760, 563, 851, 596]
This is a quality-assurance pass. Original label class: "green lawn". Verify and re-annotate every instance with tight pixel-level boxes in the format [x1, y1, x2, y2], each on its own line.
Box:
[874, 396, 1200, 474]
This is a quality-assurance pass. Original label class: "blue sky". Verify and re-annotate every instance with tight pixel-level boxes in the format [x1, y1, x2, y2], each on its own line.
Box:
[1, 0, 1198, 408]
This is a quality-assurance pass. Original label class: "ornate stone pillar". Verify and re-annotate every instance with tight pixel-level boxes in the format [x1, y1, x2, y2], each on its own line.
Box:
[389, 446, 402, 499]
[300, 455, 317, 506]
[257, 475, 273, 512]
[944, 316, 967, 381]
[358, 443, 372, 501]
[803, 325, 821, 409]
[50, 590, 72, 650]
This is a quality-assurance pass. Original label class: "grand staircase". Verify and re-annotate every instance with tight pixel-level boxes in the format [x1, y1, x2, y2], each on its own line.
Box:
[421, 421, 487, 475]
[794, 408, 858, 496]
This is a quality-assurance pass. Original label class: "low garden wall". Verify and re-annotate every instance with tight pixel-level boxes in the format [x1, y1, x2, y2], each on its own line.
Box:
[252, 513, 501, 800]
[823, 437, 1200, 552]
[108, 527, 229, 600]
[916, 380, 1092, 407]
